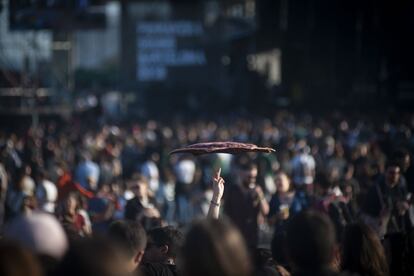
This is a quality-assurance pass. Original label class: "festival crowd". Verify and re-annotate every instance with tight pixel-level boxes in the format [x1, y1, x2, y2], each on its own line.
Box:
[0, 110, 413, 276]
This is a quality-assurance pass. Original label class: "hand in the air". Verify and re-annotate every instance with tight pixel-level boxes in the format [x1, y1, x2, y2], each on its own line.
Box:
[212, 168, 225, 204]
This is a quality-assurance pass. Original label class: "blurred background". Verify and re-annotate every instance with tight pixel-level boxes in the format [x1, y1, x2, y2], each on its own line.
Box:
[0, 2, 414, 264]
[1, 0, 414, 124]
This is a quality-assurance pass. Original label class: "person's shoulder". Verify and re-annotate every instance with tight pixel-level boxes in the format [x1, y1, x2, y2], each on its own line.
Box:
[225, 182, 239, 192]
[331, 270, 360, 276]
[255, 266, 281, 276]
[125, 197, 142, 210]
[126, 196, 139, 204]
[367, 179, 382, 194]
[292, 269, 359, 276]
[398, 175, 408, 190]
[140, 263, 179, 276]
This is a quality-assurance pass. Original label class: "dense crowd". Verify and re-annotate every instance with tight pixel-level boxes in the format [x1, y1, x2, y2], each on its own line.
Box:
[0, 110, 413, 276]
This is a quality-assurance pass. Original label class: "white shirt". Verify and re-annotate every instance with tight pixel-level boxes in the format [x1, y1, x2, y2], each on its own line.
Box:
[36, 180, 58, 213]
[141, 161, 160, 192]
[291, 153, 316, 185]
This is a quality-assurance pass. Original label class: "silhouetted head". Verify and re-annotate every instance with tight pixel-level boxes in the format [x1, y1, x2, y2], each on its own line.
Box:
[108, 220, 147, 272]
[143, 226, 184, 265]
[286, 211, 336, 272]
[341, 222, 388, 276]
[180, 218, 252, 276]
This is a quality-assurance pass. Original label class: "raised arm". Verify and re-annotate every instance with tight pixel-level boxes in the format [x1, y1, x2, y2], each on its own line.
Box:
[207, 168, 225, 219]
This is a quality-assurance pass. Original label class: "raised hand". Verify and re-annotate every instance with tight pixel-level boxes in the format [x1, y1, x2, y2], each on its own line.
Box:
[212, 168, 225, 204]
[208, 168, 225, 219]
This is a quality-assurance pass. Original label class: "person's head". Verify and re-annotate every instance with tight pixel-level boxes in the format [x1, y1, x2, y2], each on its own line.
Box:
[180, 218, 252, 276]
[315, 173, 333, 195]
[56, 161, 68, 176]
[253, 248, 279, 276]
[0, 240, 43, 276]
[334, 143, 344, 158]
[342, 180, 359, 201]
[36, 169, 48, 181]
[65, 192, 80, 215]
[86, 175, 98, 191]
[130, 175, 149, 199]
[296, 140, 310, 155]
[341, 222, 388, 276]
[240, 161, 258, 188]
[98, 182, 111, 194]
[275, 172, 290, 193]
[108, 220, 147, 272]
[111, 180, 123, 196]
[54, 237, 128, 276]
[286, 211, 337, 272]
[21, 195, 37, 214]
[80, 152, 92, 162]
[385, 162, 401, 188]
[4, 212, 68, 260]
[391, 148, 410, 173]
[23, 164, 32, 176]
[148, 151, 160, 163]
[15, 166, 34, 195]
[358, 143, 369, 157]
[143, 226, 184, 265]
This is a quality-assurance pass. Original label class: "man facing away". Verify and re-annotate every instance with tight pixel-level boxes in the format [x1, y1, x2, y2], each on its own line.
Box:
[286, 210, 346, 276]
[108, 220, 147, 274]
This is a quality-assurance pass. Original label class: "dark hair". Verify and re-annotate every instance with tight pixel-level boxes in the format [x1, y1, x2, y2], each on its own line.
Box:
[54, 237, 124, 276]
[147, 226, 184, 259]
[181, 218, 252, 276]
[341, 222, 389, 276]
[131, 174, 148, 184]
[239, 160, 258, 171]
[253, 248, 280, 276]
[391, 148, 410, 171]
[108, 220, 147, 257]
[271, 230, 288, 267]
[0, 240, 43, 276]
[315, 172, 332, 191]
[391, 148, 409, 161]
[254, 248, 276, 268]
[286, 211, 336, 270]
[385, 160, 400, 169]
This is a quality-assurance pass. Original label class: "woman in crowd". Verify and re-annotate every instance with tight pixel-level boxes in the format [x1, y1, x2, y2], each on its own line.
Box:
[268, 172, 298, 229]
[57, 192, 91, 238]
[341, 222, 389, 276]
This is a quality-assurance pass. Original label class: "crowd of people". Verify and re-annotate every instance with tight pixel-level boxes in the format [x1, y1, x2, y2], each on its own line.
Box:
[0, 110, 413, 276]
